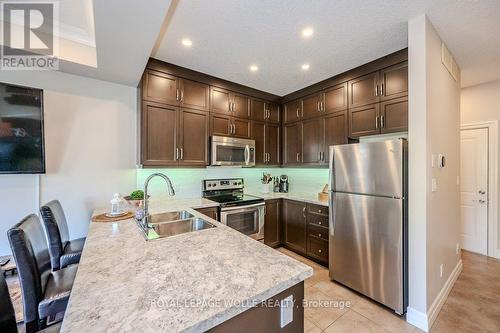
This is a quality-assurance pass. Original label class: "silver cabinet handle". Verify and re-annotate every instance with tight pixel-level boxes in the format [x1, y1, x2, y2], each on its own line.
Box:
[302, 207, 306, 218]
[232, 123, 235, 134]
[296, 108, 299, 118]
[175, 147, 179, 160]
[322, 101, 325, 111]
[228, 123, 232, 134]
[380, 83, 384, 96]
[265, 153, 268, 162]
[180, 148, 183, 160]
[317, 151, 321, 161]
[180, 89, 184, 102]
[381, 115, 385, 128]
[318, 249, 322, 253]
[176, 89, 180, 101]
[375, 116, 379, 129]
[479, 190, 486, 194]
[479, 199, 487, 204]
[375, 84, 379, 97]
[317, 101, 320, 112]
[296, 152, 300, 162]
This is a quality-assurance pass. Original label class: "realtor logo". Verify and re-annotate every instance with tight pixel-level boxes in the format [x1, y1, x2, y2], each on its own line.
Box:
[1, 1, 59, 70]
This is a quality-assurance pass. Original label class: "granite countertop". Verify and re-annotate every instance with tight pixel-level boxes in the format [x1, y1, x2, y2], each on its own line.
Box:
[246, 190, 329, 207]
[61, 198, 313, 333]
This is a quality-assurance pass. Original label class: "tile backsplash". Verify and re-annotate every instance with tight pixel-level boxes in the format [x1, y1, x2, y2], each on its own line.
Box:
[136, 167, 329, 199]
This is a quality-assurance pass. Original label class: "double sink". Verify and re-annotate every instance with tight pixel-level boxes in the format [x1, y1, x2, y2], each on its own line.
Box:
[139, 210, 216, 240]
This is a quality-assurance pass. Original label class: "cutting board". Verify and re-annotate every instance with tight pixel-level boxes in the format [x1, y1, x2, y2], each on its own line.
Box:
[92, 211, 134, 223]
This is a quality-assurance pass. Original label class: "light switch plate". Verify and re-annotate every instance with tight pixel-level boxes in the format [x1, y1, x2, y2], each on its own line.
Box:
[280, 295, 294, 328]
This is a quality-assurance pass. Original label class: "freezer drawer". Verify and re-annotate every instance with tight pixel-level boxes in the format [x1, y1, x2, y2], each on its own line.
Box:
[329, 139, 404, 197]
[329, 192, 404, 313]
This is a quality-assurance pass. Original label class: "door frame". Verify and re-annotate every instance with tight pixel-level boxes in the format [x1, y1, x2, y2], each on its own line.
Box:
[461, 121, 499, 259]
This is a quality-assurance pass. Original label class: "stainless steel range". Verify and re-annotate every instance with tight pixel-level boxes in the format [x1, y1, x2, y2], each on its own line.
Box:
[202, 178, 265, 240]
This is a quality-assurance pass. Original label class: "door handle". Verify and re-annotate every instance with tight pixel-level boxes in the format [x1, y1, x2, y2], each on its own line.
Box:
[232, 123, 235, 134]
[180, 89, 184, 102]
[175, 147, 179, 160]
[479, 199, 487, 204]
[375, 116, 379, 129]
[244, 145, 250, 165]
[317, 101, 320, 112]
[380, 83, 384, 96]
[329, 192, 336, 236]
[375, 84, 379, 97]
[381, 115, 385, 128]
[180, 148, 183, 160]
[176, 89, 180, 101]
[479, 190, 486, 195]
[296, 152, 300, 162]
[296, 108, 299, 118]
[302, 207, 306, 218]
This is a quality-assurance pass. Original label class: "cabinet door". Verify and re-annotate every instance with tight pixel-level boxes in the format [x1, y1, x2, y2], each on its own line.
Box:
[180, 79, 209, 111]
[322, 111, 348, 163]
[302, 93, 322, 119]
[302, 118, 322, 164]
[264, 199, 281, 248]
[142, 70, 179, 105]
[348, 72, 380, 108]
[232, 93, 250, 119]
[179, 108, 209, 166]
[323, 83, 348, 113]
[380, 97, 408, 134]
[266, 123, 280, 165]
[267, 102, 280, 123]
[210, 114, 232, 136]
[233, 118, 251, 139]
[141, 102, 178, 166]
[283, 200, 307, 255]
[211, 87, 231, 115]
[284, 99, 302, 124]
[194, 207, 218, 221]
[380, 62, 408, 101]
[283, 122, 301, 165]
[251, 99, 266, 122]
[349, 103, 380, 137]
[252, 121, 266, 165]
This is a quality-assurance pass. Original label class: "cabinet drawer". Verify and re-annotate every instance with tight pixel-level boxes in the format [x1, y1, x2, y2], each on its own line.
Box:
[308, 204, 328, 216]
[307, 237, 329, 263]
[308, 224, 328, 241]
[307, 214, 328, 228]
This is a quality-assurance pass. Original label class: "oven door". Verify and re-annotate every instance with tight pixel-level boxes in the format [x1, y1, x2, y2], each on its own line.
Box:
[220, 203, 264, 240]
[211, 136, 255, 167]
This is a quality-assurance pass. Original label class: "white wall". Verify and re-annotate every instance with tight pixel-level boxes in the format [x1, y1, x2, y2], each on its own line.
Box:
[407, 15, 461, 330]
[461, 79, 500, 255]
[0, 70, 137, 255]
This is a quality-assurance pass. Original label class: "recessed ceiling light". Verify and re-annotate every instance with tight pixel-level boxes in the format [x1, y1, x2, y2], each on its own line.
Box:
[302, 27, 314, 38]
[181, 38, 192, 47]
[301, 63, 310, 70]
[249, 64, 259, 72]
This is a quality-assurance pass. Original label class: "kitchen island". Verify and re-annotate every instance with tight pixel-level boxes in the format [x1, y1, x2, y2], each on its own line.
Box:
[61, 198, 313, 332]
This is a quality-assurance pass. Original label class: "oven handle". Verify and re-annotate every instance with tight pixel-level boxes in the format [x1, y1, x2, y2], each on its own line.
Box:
[220, 202, 265, 212]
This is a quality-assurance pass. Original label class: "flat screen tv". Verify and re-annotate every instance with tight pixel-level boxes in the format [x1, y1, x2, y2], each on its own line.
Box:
[0, 82, 45, 174]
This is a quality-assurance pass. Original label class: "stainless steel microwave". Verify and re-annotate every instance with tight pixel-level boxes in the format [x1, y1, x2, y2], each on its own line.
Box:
[210, 136, 255, 167]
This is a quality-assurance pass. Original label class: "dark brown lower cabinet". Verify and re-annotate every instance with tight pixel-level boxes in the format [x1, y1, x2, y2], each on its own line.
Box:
[283, 200, 307, 255]
[264, 199, 281, 248]
[194, 207, 219, 221]
[306, 204, 329, 266]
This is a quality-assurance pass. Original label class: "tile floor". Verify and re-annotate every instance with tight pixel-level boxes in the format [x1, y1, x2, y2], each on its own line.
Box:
[278, 248, 500, 333]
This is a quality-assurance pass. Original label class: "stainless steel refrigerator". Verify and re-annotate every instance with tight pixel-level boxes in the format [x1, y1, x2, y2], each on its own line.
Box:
[329, 139, 408, 314]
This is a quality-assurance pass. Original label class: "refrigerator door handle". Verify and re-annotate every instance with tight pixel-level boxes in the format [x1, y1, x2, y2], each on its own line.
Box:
[329, 192, 336, 236]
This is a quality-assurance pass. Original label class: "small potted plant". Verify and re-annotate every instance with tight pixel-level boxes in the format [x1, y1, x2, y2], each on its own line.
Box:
[124, 190, 148, 208]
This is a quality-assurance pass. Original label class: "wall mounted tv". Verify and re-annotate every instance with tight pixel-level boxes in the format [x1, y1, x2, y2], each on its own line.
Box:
[0, 82, 45, 174]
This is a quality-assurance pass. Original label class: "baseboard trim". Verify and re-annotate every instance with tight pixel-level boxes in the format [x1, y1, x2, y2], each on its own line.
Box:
[406, 259, 463, 332]
[406, 307, 429, 332]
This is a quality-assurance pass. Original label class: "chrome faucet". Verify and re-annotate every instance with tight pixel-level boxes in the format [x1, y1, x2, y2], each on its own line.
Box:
[142, 173, 175, 229]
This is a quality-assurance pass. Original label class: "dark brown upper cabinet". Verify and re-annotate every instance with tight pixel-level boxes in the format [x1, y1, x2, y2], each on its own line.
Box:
[349, 103, 380, 137]
[380, 97, 408, 134]
[348, 72, 380, 108]
[142, 70, 180, 106]
[178, 108, 209, 166]
[179, 79, 210, 111]
[141, 102, 208, 167]
[252, 121, 280, 166]
[380, 62, 408, 101]
[323, 83, 348, 113]
[211, 114, 251, 139]
[284, 99, 302, 124]
[283, 200, 307, 255]
[211, 87, 250, 119]
[301, 118, 322, 164]
[252, 99, 281, 123]
[283, 122, 301, 165]
[322, 110, 348, 164]
[302, 93, 322, 119]
[141, 101, 178, 166]
[264, 199, 282, 248]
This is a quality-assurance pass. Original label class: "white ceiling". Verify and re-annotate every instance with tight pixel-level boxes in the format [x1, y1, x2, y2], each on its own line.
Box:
[153, 0, 500, 95]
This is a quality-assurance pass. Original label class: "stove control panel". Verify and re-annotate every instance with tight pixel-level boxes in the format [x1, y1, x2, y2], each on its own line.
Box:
[203, 178, 244, 191]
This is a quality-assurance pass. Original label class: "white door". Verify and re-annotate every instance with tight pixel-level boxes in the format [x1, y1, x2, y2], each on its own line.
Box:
[460, 128, 488, 255]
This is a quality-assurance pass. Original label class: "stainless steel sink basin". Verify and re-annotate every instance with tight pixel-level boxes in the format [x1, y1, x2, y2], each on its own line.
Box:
[147, 210, 194, 223]
[138, 211, 216, 240]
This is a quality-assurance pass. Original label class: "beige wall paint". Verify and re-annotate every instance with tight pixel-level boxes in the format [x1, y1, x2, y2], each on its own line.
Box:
[461, 79, 500, 254]
[0, 71, 137, 255]
[407, 15, 461, 328]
